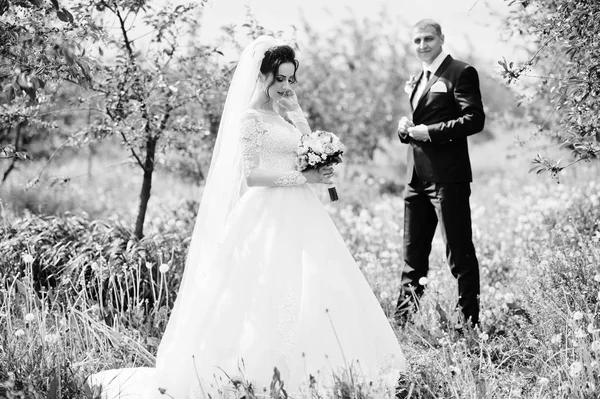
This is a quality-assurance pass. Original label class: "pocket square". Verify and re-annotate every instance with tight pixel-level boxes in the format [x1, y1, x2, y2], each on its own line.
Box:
[430, 81, 447, 93]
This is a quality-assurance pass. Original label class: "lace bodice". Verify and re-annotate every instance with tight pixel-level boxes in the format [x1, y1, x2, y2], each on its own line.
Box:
[240, 109, 307, 186]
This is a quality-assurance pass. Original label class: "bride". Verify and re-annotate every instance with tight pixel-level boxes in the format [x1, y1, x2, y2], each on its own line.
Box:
[88, 36, 406, 398]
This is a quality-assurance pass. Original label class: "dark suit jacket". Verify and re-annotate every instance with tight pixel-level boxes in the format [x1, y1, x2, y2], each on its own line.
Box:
[399, 55, 485, 183]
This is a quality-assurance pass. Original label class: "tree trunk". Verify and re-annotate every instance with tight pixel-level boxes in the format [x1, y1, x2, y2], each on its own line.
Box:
[1, 122, 23, 185]
[134, 135, 157, 239]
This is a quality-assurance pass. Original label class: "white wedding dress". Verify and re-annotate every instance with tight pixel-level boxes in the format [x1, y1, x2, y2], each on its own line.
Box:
[87, 109, 405, 398]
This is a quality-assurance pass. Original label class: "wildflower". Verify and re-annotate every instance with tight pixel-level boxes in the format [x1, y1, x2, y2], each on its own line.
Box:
[159, 263, 170, 273]
[551, 333, 562, 345]
[591, 341, 600, 351]
[479, 332, 489, 342]
[44, 333, 60, 345]
[575, 328, 587, 339]
[418, 277, 428, 286]
[24, 313, 35, 322]
[14, 329, 25, 337]
[594, 273, 600, 283]
[538, 377, 549, 386]
[569, 361, 583, 377]
[22, 253, 34, 264]
[91, 262, 99, 271]
[588, 323, 598, 334]
[573, 311, 584, 321]
[145, 262, 154, 270]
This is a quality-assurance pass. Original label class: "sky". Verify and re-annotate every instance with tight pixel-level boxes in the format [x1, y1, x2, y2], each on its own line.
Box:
[197, 0, 528, 67]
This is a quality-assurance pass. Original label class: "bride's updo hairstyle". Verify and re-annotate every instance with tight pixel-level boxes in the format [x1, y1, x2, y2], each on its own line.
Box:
[259, 45, 299, 100]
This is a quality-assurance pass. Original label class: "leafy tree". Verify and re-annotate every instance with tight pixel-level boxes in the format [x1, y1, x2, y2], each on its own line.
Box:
[499, 0, 600, 176]
[73, 0, 226, 239]
[0, 0, 97, 183]
[297, 10, 414, 163]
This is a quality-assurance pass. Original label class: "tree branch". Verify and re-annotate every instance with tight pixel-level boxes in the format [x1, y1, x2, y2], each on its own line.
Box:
[114, 7, 135, 58]
[120, 131, 145, 170]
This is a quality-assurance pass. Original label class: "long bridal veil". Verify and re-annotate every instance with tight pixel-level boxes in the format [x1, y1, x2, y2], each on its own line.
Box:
[152, 36, 280, 396]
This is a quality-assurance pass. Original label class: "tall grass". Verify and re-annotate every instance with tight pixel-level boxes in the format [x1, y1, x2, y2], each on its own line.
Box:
[1, 136, 599, 398]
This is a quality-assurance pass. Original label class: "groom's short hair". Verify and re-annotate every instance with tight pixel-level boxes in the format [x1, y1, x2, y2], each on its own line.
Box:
[413, 19, 443, 37]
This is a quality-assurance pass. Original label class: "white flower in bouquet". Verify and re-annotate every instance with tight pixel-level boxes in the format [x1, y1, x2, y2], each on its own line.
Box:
[307, 153, 321, 166]
[296, 156, 309, 170]
[310, 140, 324, 153]
[296, 145, 309, 156]
[323, 143, 335, 155]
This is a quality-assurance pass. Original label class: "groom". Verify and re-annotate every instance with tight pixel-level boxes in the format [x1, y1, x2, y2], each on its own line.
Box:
[396, 19, 485, 328]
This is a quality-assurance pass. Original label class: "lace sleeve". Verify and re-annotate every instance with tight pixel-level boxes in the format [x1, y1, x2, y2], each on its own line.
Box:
[287, 109, 311, 136]
[240, 112, 264, 178]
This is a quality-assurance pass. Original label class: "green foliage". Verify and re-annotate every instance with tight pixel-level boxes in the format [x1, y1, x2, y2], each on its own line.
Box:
[70, 0, 228, 238]
[500, 0, 600, 174]
[0, 0, 100, 165]
[296, 11, 414, 162]
[1, 161, 600, 397]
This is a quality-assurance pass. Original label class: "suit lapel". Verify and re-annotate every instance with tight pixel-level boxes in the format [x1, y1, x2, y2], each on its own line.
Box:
[414, 55, 454, 112]
[409, 71, 423, 112]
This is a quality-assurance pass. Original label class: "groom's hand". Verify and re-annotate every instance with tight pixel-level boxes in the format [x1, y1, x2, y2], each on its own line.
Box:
[397, 116, 414, 136]
[408, 124, 431, 142]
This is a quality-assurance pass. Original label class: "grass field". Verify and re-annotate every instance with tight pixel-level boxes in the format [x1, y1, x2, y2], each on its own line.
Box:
[1, 124, 599, 398]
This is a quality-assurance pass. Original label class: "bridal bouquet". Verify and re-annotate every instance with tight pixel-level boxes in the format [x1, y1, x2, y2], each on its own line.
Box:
[295, 130, 344, 202]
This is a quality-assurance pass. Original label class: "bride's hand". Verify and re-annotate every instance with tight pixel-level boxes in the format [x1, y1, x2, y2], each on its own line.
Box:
[302, 166, 334, 185]
[278, 89, 301, 112]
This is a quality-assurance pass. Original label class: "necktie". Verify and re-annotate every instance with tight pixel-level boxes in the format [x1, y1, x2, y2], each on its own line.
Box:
[411, 70, 431, 109]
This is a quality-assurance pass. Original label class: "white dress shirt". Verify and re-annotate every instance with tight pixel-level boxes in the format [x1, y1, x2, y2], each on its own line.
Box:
[411, 50, 448, 110]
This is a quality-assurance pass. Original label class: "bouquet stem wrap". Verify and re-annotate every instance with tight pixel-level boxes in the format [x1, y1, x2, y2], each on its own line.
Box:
[328, 186, 339, 202]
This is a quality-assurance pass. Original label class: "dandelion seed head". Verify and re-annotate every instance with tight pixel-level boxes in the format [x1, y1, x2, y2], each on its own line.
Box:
[44, 333, 60, 345]
[569, 361, 583, 377]
[24, 313, 35, 322]
[22, 253, 34, 264]
[575, 328, 587, 339]
[573, 311, 584, 321]
[159, 263, 170, 273]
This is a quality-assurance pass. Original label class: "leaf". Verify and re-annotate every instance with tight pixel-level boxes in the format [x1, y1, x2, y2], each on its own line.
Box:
[56, 10, 69, 22]
[15, 151, 31, 161]
[48, 374, 59, 399]
[98, 46, 104, 56]
[63, 7, 74, 22]
[0, 0, 9, 17]
[51, 0, 59, 10]
[3, 85, 15, 101]
[174, 4, 185, 13]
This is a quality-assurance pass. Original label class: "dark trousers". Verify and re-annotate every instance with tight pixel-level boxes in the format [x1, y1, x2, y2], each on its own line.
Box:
[396, 169, 480, 326]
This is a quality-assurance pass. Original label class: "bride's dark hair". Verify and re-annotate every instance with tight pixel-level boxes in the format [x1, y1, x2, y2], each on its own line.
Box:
[259, 45, 299, 100]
